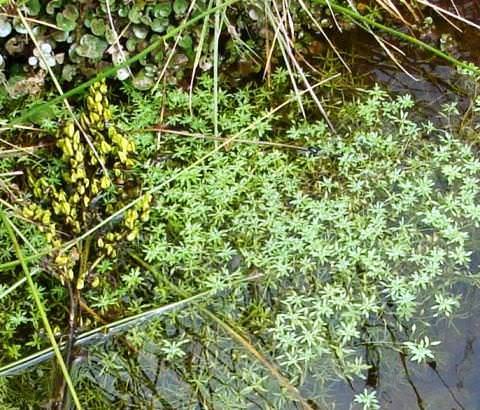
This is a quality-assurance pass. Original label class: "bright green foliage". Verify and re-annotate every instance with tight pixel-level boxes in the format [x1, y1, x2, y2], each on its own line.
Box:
[2, 73, 480, 407]
[101, 73, 480, 404]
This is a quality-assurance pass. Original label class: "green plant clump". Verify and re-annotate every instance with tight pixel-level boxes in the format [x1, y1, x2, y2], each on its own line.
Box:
[137, 78, 479, 383]
[1, 72, 480, 408]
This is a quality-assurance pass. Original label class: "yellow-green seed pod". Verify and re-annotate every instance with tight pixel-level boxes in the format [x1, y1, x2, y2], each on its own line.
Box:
[100, 140, 111, 153]
[127, 228, 139, 241]
[80, 112, 90, 127]
[87, 96, 95, 110]
[61, 201, 71, 215]
[76, 277, 85, 290]
[99, 83, 108, 95]
[97, 237, 104, 248]
[75, 150, 84, 163]
[41, 211, 51, 225]
[96, 102, 103, 115]
[90, 112, 100, 124]
[118, 150, 127, 164]
[77, 167, 86, 180]
[91, 276, 100, 288]
[73, 130, 81, 146]
[100, 175, 110, 189]
[103, 108, 112, 121]
[23, 207, 34, 219]
[55, 254, 68, 265]
[53, 202, 61, 215]
[141, 211, 150, 222]
[64, 122, 75, 138]
[64, 138, 74, 157]
[94, 91, 103, 103]
[91, 180, 99, 195]
[57, 191, 67, 201]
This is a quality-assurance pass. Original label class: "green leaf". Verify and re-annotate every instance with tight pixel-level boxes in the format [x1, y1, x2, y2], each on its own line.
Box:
[56, 13, 76, 32]
[153, 3, 172, 18]
[63, 4, 79, 21]
[26, 0, 41, 16]
[75, 34, 108, 59]
[128, 6, 142, 24]
[151, 17, 168, 33]
[90, 18, 106, 36]
[174, 0, 188, 15]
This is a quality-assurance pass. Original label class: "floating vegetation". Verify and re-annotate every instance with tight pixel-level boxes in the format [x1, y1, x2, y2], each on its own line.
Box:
[1, 0, 480, 408]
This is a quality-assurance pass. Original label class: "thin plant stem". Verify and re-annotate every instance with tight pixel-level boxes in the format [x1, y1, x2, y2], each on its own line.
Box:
[0, 209, 83, 410]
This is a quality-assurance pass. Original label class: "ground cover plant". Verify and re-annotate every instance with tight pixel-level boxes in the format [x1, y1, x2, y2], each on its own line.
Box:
[1, 68, 480, 407]
[1, 0, 480, 409]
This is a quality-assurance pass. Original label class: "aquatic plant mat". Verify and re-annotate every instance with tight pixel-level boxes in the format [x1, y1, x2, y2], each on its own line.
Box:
[0, 68, 479, 408]
[2, 1, 480, 409]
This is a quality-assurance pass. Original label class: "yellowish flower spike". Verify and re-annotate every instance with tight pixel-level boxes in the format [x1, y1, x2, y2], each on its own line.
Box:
[22, 79, 150, 289]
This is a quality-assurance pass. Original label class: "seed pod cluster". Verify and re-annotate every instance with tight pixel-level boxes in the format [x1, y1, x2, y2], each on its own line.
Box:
[22, 80, 152, 289]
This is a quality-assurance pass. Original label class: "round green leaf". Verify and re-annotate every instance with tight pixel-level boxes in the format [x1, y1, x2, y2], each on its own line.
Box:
[91, 18, 106, 36]
[173, 0, 188, 15]
[61, 64, 77, 81]
[27, 0, 41, 16]
[75, 34, 108, 59]
[63, 4, 79, 21]
[179, 34, 193, 52]
[153, 3, 171, 18]
[56, 14, 76, 32]
[128, 7, 142, 24]
[126, 37, 138, 52]
[133, 25, 148, 39]
[151, 17, 168, 33]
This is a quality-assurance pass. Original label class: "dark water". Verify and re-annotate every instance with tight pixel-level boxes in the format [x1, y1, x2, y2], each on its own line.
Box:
[319, 7, 480, 408]
[325, 286, 480, 410]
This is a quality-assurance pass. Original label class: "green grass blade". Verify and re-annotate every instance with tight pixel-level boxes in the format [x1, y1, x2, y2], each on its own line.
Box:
[189, 0, 214, 111]
[213, 0, 223, 139]
[0, 210, 83, 410]
[8, 0, 240, 127]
